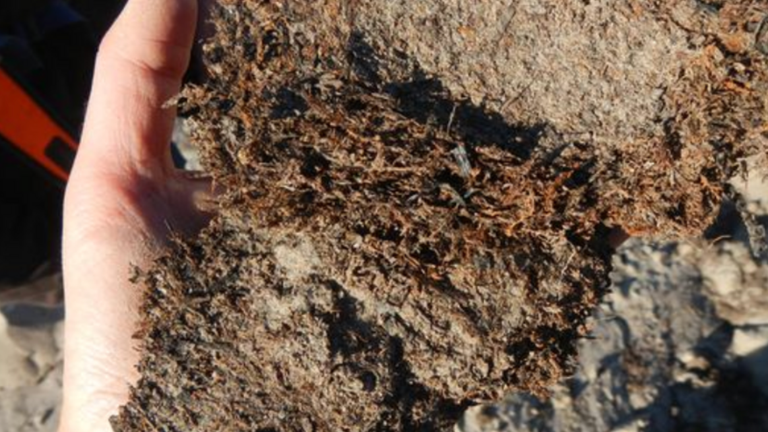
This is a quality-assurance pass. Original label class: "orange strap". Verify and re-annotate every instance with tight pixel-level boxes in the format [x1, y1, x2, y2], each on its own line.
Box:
[0, 67, 78, 182]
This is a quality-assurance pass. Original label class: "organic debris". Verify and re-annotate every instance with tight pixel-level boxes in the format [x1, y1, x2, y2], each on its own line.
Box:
[112, 1, 767, 431]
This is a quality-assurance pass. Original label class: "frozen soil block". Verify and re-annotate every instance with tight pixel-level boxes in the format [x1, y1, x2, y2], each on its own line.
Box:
[112, 1, 767, 431]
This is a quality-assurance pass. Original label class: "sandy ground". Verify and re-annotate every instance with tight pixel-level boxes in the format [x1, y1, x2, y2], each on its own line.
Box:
[0, 302, 63, 432]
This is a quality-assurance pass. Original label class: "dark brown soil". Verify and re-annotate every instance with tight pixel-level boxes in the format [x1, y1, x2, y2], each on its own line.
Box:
[112, 1, 767, 431]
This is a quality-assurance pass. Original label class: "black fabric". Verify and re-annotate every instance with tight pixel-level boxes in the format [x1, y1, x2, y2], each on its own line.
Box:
[0, 1, 52, 29]
[0, 144, 63, 285]
[0, 1, 98, 286]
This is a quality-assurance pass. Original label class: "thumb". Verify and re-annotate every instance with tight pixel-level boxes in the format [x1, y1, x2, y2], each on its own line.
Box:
[60, 2, 199, 431]
[75, 0, 198, 183]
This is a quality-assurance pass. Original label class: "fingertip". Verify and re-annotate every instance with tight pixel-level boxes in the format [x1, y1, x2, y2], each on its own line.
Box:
[101, 0, 198, 83]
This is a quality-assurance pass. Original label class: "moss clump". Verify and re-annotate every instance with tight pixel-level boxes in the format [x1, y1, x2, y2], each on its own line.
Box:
[113, 1, 766, 431]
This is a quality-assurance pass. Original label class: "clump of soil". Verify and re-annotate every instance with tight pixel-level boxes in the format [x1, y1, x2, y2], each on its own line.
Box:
[112, 1, 767, 431]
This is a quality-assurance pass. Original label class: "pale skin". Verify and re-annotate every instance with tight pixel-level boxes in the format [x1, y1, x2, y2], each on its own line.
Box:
[60, 1, 209, 431]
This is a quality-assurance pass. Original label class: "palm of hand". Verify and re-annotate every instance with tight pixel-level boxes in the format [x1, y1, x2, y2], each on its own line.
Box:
[60, 1, 210, 431]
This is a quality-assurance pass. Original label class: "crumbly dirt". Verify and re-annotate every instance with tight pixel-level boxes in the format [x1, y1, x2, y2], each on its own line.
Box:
[112, 1, 767, 431]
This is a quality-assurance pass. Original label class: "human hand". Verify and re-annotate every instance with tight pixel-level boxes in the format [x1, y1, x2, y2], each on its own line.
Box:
[60, 1, 210, 431]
